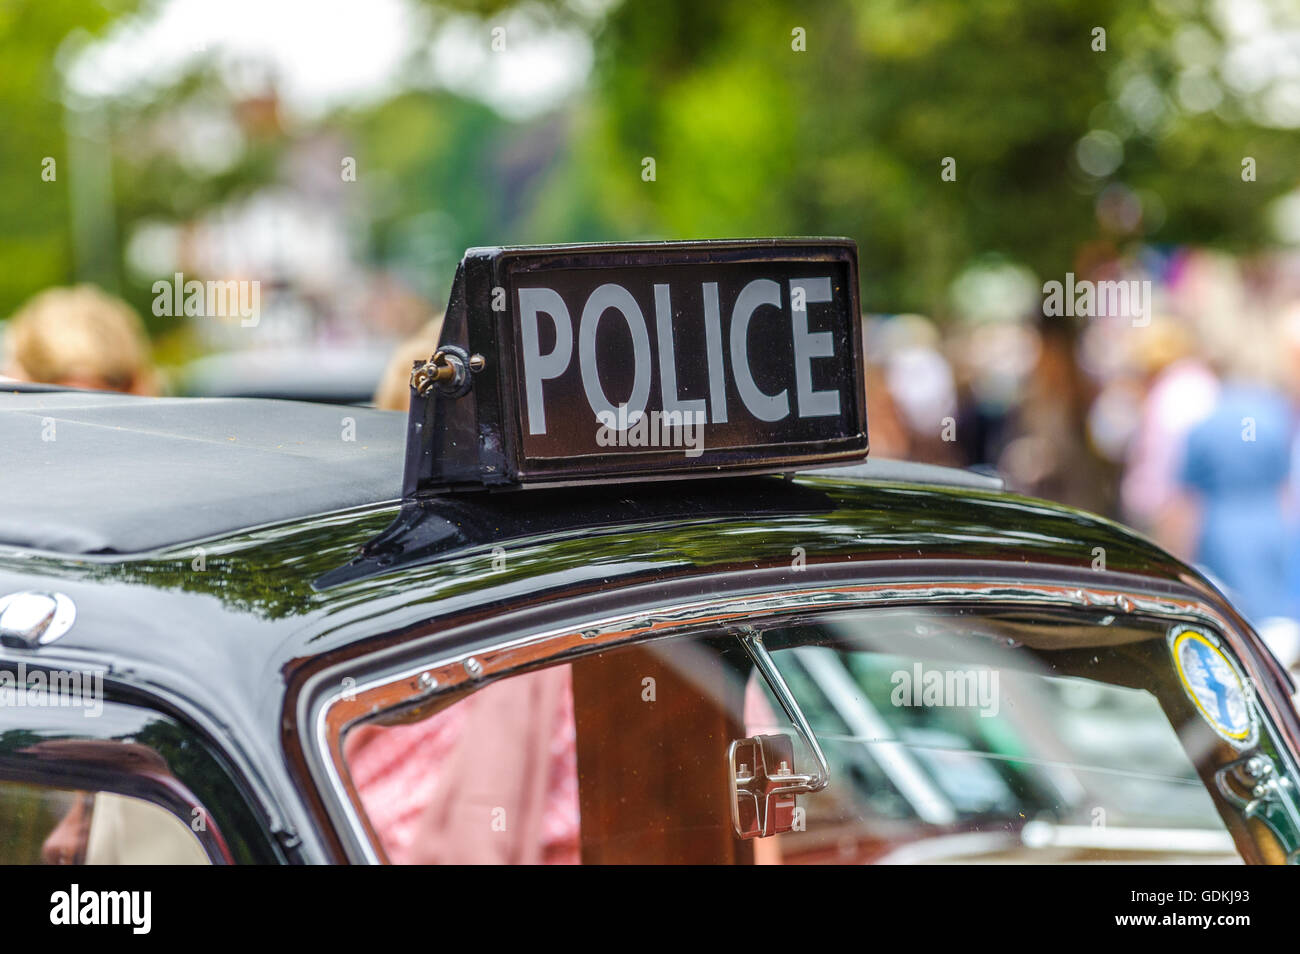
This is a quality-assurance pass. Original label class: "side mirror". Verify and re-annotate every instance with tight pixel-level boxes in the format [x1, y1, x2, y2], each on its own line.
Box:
[728, 734, 818, 838]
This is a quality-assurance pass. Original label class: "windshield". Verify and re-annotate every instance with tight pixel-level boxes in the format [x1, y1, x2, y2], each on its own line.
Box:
[338, 601, 1300, 864]
[752, 608, 1300, 863]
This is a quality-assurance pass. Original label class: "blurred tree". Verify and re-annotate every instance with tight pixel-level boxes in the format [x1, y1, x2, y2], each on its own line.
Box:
[3, 0, 1297, 329]
[0, 0, 142, 318]
[333, 90, 516, 304]
[526, 0, 1300, 315]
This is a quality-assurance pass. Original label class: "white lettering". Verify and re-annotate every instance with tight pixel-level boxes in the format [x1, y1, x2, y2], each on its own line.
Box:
[730, 279, 789, 422]
[517, 287, 573, 435]
[578, 283, 652, 424]
[788, 277, 839, 417]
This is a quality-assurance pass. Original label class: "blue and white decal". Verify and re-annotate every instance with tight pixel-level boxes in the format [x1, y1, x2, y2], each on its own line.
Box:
[1169, 627, 1258, 749]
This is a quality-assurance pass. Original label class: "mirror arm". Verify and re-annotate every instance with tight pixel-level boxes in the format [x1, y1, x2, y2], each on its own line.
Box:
[737, 627, 830, 792]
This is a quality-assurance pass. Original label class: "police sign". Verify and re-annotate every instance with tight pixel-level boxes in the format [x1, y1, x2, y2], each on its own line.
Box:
[403, 240, 868, 494]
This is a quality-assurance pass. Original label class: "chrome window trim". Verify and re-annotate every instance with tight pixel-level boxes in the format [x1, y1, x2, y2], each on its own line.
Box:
[306, 577, 1285, 865]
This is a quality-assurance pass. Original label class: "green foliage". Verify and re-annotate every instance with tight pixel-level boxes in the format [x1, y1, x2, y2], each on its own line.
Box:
[0, 0, 1295, 326]
[332, 90, 513, 302]
[529, 0, 1300, 314]
[0, 0, 142, 318]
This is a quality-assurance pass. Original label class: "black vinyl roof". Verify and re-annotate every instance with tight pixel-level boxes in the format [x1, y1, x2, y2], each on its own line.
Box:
[0, 387, 405, 554]
[0, 386, 1007, 556]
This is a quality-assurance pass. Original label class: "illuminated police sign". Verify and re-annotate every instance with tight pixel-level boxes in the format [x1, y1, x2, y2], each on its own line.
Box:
[402, 240, 867, 494]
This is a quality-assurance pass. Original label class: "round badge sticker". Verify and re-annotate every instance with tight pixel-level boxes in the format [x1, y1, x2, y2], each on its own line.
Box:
[1169, 628, 1257, 748]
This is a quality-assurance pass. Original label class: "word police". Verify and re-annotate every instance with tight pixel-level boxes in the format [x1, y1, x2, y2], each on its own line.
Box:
[517, 276, 842, 435]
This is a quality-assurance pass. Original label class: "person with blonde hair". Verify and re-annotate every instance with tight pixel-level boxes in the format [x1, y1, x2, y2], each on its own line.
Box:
[372, 317, 444, 411]
[2, 285, 156, 394]
[1120, 318, 1219, 536]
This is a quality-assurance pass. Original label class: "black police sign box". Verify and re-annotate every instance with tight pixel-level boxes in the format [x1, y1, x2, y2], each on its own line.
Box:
[404, 240, 868, 494]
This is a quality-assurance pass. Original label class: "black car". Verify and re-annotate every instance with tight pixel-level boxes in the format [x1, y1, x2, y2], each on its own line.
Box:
[1, 240, 1297, 865]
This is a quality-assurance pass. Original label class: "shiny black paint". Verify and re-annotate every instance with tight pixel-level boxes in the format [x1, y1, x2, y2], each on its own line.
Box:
[0, 698, 282, 863]
[0, 474, 1273, 861]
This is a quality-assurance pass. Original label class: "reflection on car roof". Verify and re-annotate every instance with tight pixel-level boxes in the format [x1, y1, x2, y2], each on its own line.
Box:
[0, 386, 1008, 557]
[0, 388, 404, 555]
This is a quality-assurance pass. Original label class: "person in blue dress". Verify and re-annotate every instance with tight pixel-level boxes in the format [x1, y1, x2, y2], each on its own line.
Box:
[1178, 381, 1296, 624]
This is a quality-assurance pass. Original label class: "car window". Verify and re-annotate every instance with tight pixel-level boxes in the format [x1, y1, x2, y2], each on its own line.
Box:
[338, 605, 1300, 864]
[754, 642, 1234, 861]
[0, 780, 210, 865]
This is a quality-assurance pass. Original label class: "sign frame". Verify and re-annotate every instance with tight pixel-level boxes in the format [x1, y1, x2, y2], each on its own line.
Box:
[402, 239, 869, 496]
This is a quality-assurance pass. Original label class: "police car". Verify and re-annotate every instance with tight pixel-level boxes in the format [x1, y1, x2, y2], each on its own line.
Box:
[0, 239, 1297, 865]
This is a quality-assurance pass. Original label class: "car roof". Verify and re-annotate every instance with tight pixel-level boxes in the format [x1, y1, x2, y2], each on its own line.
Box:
[0, 388, 1009, 555]
[0, 387, 1219, 711]
[0, 463, 1193, 684]
[2, 435, 1246, 863]
[0, 387, 404, 554]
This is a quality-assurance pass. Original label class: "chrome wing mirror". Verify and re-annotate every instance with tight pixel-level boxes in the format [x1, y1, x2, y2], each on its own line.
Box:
[728, 629, 830, 839]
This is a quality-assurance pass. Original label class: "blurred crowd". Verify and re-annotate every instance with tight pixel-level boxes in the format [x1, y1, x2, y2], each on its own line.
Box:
[6, 245, 1300, 663]
[866, 247, 1300, 659]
